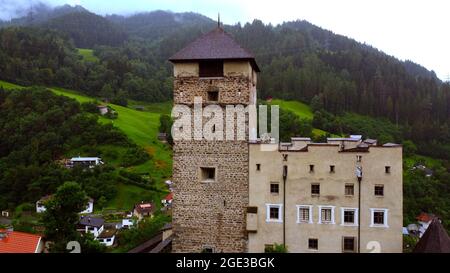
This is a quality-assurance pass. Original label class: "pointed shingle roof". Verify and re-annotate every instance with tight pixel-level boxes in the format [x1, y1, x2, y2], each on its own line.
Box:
[414, 218, 450, 253]
[169, 27, 260, 72]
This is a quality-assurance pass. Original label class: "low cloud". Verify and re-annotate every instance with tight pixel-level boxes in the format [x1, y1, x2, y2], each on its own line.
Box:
[0, 0, 50, 20]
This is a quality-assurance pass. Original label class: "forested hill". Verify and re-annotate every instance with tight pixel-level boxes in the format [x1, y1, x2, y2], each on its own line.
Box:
[1, 6, 449, 157]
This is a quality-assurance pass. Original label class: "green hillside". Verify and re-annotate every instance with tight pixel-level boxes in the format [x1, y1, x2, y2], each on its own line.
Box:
[1, 80, 172, 211]
[268, 98, 335, 138]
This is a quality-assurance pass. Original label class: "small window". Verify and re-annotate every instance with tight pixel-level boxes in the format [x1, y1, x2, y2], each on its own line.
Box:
[200, 167, 216, 182]
[385, 166, 391, 173]
[330, 165, 335, 173]
[309, 165, 315, 173]
[207, 91, 219, 102]
[374, 211, 385, 225]
[266, 204, 282, 222]
[308, 238, 318, 250]
[321, 208, 332, 223]
[356, 155, 362, 162]
[202, 247, 214, 253]
[345, 184, 354, 196]
[311, 184, 320, 195]
[343, 210, 355, 224]
[298, 206, 311, 223]
[342, 237, 356, 253]
[270, 207, 279, 220]
[199, 60, 223, 77]
[375, 185, 384, 196]
[256, 164, 261, 171]
[270, 183, 279, 194]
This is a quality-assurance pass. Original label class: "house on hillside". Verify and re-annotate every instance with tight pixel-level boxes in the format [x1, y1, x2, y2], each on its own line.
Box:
[417, 212, 435, 237]
[36, 195, 94, 214]
[78, 216, 104, 238]
[0, 230, 44, 253]
[96, 228, 117, 247]
[133, 202, 155, 221]
[68, 157, 104, 169]
[161, 192, 173, 207]
[98, 105, 109, 115]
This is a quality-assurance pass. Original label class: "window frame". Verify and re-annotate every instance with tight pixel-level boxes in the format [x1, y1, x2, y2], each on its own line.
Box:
[318, 205, 335, 224]
[265, 204, 283, 223]
[340, 207, 358, 226]
[311, 183, 320, 196]
[374, 184, 384, 197]
[270, 182, 279, 195]
[342, 237, 356, 253]
[296, 205, 313, 224]
[370, 208, 389, 228]
[308, 238, 318, 250]
[345, 183, 355, 196]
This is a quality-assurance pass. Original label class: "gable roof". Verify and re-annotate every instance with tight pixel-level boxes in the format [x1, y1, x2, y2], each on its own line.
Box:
[164, 192, 173, 201]
[134, 202, 155, 214]
[414, 218, 450, 253]
[0, 230, 42, 253]
[79, 216, 104, 228]
[169, 27, 260, 72]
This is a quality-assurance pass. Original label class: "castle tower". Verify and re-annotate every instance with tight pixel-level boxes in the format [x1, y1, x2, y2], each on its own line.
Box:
[169, 27, 259, 253]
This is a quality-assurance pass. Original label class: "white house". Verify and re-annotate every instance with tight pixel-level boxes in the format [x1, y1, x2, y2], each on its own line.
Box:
[69, 157, 103, 168]
[121, 218, 134, 229]
[97, 105, 109, 115]
[417, 212, 434, 237]
[37, 196, 94, 214]
[96, 229, 116, 247]
[78, 216, 104, 238]
[161, 192, 173, 207]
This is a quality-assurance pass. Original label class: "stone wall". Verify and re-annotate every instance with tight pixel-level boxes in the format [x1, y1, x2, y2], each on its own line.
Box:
[172, 60, 256, 253]
[173, 76, 253, 105]
[172, 140, 249, 252]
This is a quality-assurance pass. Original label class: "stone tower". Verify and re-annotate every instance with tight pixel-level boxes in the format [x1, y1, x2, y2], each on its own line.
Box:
[169, 27, 259, 253]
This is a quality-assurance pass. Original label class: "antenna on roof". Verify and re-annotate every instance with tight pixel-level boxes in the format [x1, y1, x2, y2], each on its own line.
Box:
[218, 13, 221, 28]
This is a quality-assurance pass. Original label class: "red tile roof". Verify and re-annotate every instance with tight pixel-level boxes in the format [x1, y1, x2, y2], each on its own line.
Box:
[0, 230, 42, 253]
[417, 212, 434, 222]
[169, 27, 260, 72]
[164, 192, 173, 201]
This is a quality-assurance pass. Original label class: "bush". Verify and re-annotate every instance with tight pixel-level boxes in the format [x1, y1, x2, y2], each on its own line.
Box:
[121, 146, 151, 167]
[81, 102, 99, 113]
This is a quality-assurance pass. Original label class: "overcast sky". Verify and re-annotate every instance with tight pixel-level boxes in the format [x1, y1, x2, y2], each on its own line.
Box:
[1, 0, 449, 80]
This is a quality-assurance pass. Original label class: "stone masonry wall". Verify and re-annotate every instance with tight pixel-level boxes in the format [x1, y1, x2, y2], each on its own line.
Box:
[174, 76, 252, 105]
[172, 140, 249, 252]
[172, 70, 253, 253]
